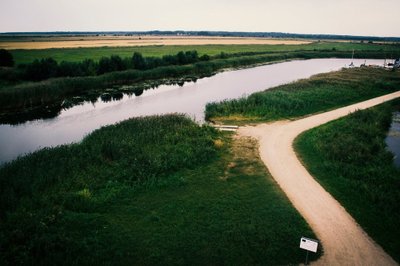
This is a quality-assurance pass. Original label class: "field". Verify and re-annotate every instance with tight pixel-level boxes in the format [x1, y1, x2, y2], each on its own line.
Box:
[295, 101, 400, 262]
[0, 35, 311, 50]
[0, 115, 319, 265]
[205, 68, 400, 123]
[6, 41, 400, 65]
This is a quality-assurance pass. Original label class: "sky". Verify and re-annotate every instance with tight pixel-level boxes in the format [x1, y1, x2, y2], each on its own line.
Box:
[1, 0, 399, 37]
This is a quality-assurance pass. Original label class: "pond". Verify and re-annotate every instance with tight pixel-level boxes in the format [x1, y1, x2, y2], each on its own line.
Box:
[0, 58, 385, 164]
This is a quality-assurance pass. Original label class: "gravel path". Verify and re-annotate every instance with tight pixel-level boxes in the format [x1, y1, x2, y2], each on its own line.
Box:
[238, 91, 400, 265]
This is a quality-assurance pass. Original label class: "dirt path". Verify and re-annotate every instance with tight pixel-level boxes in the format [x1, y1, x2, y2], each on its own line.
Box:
[238, 91, 400, 265]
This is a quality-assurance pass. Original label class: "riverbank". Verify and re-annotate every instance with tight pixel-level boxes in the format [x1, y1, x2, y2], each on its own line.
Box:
[0, 114, 319, 265]
[295, 100, 400, 262]
[206, 67, 400, 123]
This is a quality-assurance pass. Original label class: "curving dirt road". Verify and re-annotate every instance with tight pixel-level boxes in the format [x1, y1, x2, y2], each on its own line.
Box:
[239, 91, 400, 265]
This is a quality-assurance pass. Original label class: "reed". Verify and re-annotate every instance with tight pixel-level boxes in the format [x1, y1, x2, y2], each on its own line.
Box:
[206, 68, 400, 123]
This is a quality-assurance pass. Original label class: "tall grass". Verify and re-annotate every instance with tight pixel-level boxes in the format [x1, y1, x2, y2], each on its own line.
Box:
[206, 68, 400, 122]
[295, 101, 400, 262]
[0, 114, 319, 265]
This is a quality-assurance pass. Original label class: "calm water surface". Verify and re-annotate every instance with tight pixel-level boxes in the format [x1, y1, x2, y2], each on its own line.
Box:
[0, 59, 385, 164]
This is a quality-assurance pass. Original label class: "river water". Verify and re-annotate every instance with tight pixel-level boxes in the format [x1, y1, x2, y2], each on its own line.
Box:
[0, 59, 385, 164]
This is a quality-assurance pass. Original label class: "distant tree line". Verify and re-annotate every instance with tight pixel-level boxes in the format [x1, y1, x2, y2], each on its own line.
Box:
[11, 50, 214, 81]
[3, 31, 400, 42]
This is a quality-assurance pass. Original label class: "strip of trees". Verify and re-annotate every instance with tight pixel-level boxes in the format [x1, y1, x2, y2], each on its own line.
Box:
[3, 50, 212, 82]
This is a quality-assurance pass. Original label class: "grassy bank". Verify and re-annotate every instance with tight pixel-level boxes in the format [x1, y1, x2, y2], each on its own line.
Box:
[0, 114, 320, 265]
[10, 42, 400, 64]
[295, 102, 400, 262]
[206, 68, 400, 123]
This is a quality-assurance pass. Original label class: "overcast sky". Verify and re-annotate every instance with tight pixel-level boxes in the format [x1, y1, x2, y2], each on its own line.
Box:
[1, 0, 399, 37]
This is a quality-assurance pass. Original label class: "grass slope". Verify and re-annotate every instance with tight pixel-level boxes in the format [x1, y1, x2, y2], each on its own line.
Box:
[206, 68, 400, 123]
[295, 102, 400, 262]
[10, 42, 400, 64]
[0, 115, 319, 265]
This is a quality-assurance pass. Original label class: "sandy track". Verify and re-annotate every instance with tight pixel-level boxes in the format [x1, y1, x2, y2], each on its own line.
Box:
[0, 36, 310, 50]
[238, 92, 400, 265]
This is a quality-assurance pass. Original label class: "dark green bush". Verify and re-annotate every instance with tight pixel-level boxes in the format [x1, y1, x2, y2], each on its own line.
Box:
[0, 49, 14, 67]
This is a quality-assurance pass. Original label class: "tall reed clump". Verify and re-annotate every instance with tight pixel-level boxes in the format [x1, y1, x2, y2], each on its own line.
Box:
[205, 68, 400, 122]
[295, 101, 400, 262]
[0, 114, 219, 264]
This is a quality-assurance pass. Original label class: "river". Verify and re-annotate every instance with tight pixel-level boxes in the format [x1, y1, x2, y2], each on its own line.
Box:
[0, 58, 385, 164]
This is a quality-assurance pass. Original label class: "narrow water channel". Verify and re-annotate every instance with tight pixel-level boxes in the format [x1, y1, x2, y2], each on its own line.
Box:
[386, 112, 400, 167]
[0, 59, 385, 164]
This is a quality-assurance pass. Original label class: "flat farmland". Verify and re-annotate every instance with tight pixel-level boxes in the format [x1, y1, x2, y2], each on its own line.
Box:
[3, 37, 398, 64]
[0, 35, 310, 50]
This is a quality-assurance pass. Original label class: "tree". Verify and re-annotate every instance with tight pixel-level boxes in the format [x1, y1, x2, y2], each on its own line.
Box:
[57, 61, 83, 77]
[199, 54, 210, 61]
[132, 52, 146, 70]
[24, 58, 58, 81]
[177, 51, 187, 64]
[0, 49, 14, 67]
[81, 59, 98, 76]
[97, 57, 112, 75]
[110, 55, 126, 71]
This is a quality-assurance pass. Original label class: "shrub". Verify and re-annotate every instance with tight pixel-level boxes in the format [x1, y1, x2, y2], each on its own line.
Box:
[0, 49, 14, 67]
[132, 52, 146, 70]
[24, 58, 58, 81]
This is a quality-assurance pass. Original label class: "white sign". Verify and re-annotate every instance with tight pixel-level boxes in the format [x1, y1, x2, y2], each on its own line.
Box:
[300, 237, 318, 253]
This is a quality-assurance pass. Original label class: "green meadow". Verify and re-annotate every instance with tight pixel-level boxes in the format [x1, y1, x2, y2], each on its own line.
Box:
[0, 115, 320, 265]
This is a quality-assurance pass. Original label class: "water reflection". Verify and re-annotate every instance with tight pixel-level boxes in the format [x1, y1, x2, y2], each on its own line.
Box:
[0, 77, 201, 125]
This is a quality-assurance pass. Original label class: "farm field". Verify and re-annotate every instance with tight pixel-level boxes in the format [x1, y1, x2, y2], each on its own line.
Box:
[5, 40, 400, 64]
[0, 35, 311, 50]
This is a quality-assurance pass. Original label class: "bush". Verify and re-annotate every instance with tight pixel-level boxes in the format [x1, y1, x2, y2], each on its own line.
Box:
[132, 52, 146, 70]
[0, 49, 14, 67]
[24, 58, 58, 81]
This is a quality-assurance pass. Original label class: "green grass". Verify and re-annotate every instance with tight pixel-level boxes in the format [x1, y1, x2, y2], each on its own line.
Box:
[295, 101, 400, 262]
[0, 114, 320, 265]
[206, 68, 400, 123]
[10, 42, 400, 64]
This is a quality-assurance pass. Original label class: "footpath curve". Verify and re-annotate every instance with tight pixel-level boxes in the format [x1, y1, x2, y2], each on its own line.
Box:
[238, 91, 400, 265]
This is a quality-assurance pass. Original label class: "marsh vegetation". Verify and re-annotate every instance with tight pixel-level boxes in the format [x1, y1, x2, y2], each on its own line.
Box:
[206, 68, 400, 123]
